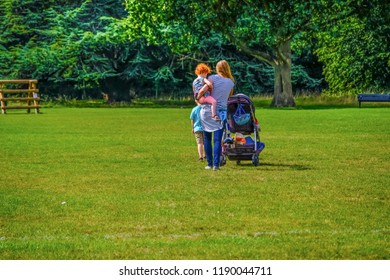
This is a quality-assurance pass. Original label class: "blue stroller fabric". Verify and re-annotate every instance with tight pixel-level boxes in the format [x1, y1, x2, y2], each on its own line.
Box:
[257, 142, 265, 151]
[233, 104, 251, 125]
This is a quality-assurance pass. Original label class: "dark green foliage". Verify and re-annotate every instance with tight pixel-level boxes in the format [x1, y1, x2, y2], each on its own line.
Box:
[0, 0, 388, 100]
[315, 0, 390, 94]
[0, 0, 323, 100]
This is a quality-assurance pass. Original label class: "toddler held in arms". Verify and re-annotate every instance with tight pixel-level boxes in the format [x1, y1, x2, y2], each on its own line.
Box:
[192, 63, 220, 121]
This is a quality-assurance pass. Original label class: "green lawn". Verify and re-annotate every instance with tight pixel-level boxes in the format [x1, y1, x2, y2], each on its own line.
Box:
[0, 107, 389, 259]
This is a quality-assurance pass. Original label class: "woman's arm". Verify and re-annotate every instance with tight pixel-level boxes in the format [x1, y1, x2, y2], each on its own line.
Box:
[197, 77, 214, 98]
[197, 84, 211, 99]
[203, 78, 213, 93]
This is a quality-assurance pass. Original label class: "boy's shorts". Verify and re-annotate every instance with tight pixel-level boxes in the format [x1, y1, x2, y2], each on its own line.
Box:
[194, 131, 204, 145]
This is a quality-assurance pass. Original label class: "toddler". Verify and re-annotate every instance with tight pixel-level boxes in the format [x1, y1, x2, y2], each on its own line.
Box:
[192, 63, 220, 121]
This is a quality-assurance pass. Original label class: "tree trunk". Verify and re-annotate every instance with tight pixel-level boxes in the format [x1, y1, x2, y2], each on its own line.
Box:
[271, 41, 295, 107]
[101, 77, 133, 103]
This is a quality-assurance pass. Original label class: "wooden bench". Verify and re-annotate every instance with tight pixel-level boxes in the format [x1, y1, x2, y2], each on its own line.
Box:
[358, 93, 390, 108]
[0, 80, 40, 114]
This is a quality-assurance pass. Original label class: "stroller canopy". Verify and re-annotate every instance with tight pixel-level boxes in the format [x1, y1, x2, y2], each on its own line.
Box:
[227, 93, 256, 134]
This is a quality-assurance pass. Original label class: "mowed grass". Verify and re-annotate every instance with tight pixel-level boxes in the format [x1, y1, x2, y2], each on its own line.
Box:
[0, 107, 389, 260]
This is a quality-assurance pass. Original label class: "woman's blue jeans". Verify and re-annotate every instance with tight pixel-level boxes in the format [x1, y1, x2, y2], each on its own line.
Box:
[203, 128, 224, 168]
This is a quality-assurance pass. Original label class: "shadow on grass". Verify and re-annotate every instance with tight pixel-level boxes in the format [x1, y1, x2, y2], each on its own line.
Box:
[235, 161, 311, 171]
[263, 162, 311, 170]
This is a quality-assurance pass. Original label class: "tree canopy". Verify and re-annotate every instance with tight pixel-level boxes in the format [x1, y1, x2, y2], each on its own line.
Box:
[123, 0, 327, 106]
[0, 0, 388, 104]
[315, 0, 390, 94]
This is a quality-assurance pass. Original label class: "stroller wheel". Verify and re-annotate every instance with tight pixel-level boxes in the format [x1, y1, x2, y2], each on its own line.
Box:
[252, 154, 260, 166]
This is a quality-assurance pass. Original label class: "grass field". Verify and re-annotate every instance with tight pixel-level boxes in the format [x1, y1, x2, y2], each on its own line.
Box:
[0, 106, 389, 259]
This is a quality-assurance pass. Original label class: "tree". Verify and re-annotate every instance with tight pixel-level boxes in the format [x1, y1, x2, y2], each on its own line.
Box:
[314, 0, 390, 94]
[0, 0, 134, 99]
[123, 0, 329, 106]
[0, 0, 325, 101]
[0, 0, 86, 95]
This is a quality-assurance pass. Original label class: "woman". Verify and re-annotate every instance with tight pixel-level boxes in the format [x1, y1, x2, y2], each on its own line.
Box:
[199, 60, 235, 171]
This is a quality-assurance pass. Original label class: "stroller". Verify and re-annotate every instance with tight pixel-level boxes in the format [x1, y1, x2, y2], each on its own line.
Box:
[220, 93, 265, 166]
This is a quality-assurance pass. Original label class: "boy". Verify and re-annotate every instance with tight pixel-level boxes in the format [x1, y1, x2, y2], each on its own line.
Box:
[190, 105, 205, 161]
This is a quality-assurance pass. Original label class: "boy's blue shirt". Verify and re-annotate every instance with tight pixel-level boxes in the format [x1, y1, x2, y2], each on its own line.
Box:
[190, 105, 203, 133]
